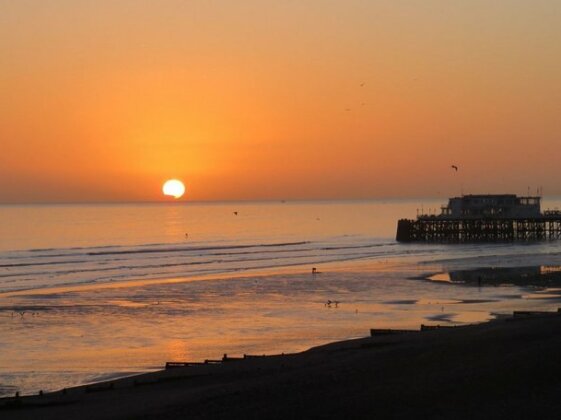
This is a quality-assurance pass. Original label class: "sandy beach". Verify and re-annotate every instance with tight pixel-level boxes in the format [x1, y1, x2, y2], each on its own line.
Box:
[3, 311, 561, 419]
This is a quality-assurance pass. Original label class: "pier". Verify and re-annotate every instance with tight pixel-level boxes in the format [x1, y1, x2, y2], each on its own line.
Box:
[396, 194, 561, 242]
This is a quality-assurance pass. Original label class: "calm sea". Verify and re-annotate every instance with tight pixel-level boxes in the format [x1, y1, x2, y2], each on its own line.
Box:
[2, 199, 561, 396]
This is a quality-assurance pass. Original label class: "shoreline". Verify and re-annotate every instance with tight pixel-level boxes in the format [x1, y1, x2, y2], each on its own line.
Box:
[3, 310, 561, 419]
[3, 259, 561, 400]
[0, 257, 401, 298]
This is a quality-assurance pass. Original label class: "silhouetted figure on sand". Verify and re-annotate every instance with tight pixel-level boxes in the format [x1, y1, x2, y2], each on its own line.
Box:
[325, 300, 339, 308]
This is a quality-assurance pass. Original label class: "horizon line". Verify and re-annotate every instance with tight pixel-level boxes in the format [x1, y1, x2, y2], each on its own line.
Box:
[2, 194, 560, 206]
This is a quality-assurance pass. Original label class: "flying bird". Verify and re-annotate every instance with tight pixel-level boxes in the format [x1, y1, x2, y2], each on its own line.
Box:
[451, 165, 458, 172]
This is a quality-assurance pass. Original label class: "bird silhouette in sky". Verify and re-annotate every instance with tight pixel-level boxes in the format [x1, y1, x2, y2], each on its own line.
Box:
[451, 165, 458, 171]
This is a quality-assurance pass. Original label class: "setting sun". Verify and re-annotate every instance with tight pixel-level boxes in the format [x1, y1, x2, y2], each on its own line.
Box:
[162, 179, 185, 199]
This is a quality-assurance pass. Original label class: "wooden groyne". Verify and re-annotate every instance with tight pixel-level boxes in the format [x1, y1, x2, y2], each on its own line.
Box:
[396, 217, 561, 242]
[370, 328, 418, 336]
[165, 353, 284, 369]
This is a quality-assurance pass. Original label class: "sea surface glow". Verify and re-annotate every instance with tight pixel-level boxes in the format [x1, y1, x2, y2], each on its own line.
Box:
[2, 199, 561, 396]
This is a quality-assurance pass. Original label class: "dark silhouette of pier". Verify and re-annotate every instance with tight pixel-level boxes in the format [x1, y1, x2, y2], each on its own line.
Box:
[397, 216, 561, 242]
[396, 194, 561, 242]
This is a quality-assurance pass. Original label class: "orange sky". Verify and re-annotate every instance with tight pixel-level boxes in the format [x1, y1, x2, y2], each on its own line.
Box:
[1, 1, 560, 202]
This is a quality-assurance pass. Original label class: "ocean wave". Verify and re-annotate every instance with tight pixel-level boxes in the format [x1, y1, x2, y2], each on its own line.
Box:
[2, 241, 312, 260]
[0, 237, 403, 293]
[6, 236, 549, 294]
[85, 241, 311, 256]
[0, 248, 398, 280]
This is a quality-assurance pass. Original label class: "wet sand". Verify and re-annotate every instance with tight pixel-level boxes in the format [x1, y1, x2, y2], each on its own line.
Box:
[3, 312, 561, 419]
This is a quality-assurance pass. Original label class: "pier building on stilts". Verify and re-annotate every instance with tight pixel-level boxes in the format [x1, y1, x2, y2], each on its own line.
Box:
[396, 194, 561, 242]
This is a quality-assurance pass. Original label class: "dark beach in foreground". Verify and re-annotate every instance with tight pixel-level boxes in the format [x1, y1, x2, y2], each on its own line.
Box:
[3, 312, 561, 419]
